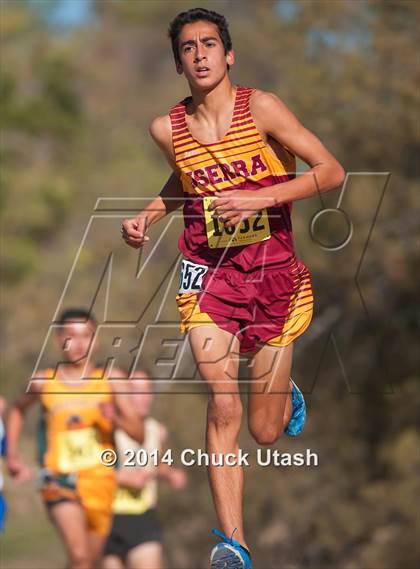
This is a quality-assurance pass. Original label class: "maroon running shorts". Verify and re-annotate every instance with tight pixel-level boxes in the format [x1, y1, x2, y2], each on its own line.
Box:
[176, 256, 314, 353]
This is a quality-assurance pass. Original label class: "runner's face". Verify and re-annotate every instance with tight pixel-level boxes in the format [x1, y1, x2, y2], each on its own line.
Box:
[56, 320, 95, 363]
[176, 21, 234, 88]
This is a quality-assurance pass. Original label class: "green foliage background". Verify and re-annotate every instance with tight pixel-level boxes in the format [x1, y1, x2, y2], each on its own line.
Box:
[1, 1, 419, 568]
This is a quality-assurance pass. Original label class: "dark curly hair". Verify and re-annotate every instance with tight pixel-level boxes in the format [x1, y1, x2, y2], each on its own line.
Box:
[168, 7, 233, 65]
[57, 308, 97, 328]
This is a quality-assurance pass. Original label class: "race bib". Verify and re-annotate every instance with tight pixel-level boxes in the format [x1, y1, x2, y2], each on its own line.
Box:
[179, 259, 209, 293]
[113, 486, 153, 515]
[57, 427, 103, 472]
[203, 196, 271, 249]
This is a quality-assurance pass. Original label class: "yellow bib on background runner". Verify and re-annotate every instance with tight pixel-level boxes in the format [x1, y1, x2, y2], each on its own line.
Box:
[113, 485, 156, 515]
[56, 427, 103, 472]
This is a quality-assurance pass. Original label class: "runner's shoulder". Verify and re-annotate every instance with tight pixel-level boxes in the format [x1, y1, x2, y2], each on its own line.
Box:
[250, 88, 285, 109]
[149, 114, 172, 148]
[107, 366, 129, 392]
[21, 368, 50, 397]
[249, 89, 291, 130]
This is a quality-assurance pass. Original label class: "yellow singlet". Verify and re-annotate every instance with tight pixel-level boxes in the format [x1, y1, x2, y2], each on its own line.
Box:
[39, 367, 114, 476]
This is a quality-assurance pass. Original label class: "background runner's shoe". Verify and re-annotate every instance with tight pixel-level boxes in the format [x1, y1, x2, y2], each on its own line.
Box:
[284, 380, 306, 437]
[210, 529, 252, 569]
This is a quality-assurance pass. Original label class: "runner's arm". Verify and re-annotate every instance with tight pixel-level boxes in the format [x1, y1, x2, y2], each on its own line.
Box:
[6, 383, 40, 480]
[142, 171, 185, 224]
[147, 114, 186, 220]
[116, 467, 153, 490]
[110, 371, 145, 443]
[250, 89, 345, 202]
[210, 90, 345, 226]
[122, 115, 184, 248]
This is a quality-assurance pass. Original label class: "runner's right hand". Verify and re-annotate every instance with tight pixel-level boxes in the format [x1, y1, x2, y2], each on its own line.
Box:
[121, 215, 150, 249]
[7, 454, 32, 483]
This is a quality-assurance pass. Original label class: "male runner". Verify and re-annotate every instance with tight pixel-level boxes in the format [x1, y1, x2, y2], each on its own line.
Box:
[102, 369, 187, 569]
[7, 308, 144, 569]
[121, 8, 345, 568]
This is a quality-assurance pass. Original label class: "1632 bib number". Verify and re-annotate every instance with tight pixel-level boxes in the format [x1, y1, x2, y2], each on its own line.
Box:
[203, 196, 271, 249]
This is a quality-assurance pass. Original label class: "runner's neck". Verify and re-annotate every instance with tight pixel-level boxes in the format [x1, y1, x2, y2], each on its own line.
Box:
[57, 364, 96, 385]
[188, 77, 236, 122]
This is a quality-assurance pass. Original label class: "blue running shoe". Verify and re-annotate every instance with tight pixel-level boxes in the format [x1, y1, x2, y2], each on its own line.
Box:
[210, 528, 252, 569]
[284, 379, 306, 437]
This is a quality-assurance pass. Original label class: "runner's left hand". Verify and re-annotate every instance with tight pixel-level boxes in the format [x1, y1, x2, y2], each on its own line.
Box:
[208, 190, 274, 227]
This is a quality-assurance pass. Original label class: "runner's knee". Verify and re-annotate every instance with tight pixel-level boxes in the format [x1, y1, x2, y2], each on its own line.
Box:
[127, 542, 162, 569]
[68, 546, 91, 569]
[102, 554, 124, 569]
[249, 421, 281, 446]
[207, 394, 242, 430]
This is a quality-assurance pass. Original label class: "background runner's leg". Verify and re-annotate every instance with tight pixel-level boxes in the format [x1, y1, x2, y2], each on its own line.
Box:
[88, 531, 107, 568]
[102, 555, 124, 569]
[48, 502, 91, 569]
[189, 326, 248, 550]
[248, 343, 294, 444]
[126, 541, 162, 569]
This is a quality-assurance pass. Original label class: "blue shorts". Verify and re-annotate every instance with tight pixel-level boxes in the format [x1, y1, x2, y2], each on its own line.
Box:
[0, 493, 7, 532]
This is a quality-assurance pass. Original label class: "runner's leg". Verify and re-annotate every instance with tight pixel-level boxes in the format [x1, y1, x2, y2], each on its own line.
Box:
[102, 555, 124, 569]
[48, 501, 91, 569]
[88, 532, 107, 568]
[189, 325, 248, 549]
[126, 542, 162, 569]
[248, 343, 294, 444]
